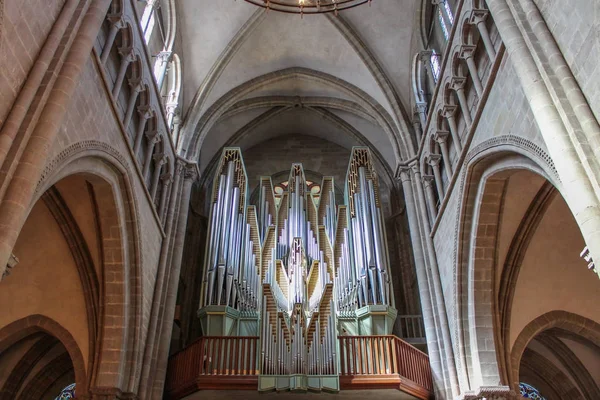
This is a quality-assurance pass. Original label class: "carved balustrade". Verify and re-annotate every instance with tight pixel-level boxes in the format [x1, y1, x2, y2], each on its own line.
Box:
[93, 0, 177, 226]
[414, 0, 504, 230]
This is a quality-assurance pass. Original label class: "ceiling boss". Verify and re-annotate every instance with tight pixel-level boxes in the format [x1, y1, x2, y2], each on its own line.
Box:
[241, 0, 372, 15]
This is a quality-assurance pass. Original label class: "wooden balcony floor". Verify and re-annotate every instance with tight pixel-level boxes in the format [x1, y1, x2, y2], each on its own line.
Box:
[181, 389, 423, 400]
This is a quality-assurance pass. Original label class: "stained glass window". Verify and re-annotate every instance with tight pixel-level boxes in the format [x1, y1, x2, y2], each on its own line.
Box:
[55, 383, 75, 400]
[519, 382, 546, 400]
[430, 50, 441, 83]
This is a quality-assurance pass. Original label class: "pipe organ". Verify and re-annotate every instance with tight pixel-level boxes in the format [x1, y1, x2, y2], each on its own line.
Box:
[198, 147, 397, 392]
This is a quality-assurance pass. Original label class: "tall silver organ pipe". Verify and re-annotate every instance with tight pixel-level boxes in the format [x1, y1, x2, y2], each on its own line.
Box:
[198, 147, 396, 389]
[200, 149, 261, 314]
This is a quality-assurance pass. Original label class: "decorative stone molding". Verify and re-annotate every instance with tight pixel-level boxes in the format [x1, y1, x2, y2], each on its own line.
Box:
[442, 105, 458, 118]
[457, 386, 517, 400]
[451, 135, 561, 386]
[580, 246, 599, 278]
[468, 9, 489, 25]
[449, 76, 467, 91]
[434, 130, 450, 144]
[106, 13, 126, 29]
[118, 46, 136, 62]
[458, 45, 477, 60]
[3, 253, 19, 278]
[427, 153, 442, 166]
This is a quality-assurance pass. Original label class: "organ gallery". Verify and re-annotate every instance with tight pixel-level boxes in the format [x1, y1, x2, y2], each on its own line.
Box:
[198, 147, 397, 391]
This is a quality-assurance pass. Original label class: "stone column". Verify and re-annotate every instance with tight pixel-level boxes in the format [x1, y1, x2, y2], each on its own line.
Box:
[415, 102, 428, 133]
[150, 154, 166, 201]
[398, 167, 444, 395]
[152, 162, 199, 398]
[138, 160, 185, 399]
[134, 106, 154, 154]
[154, 51, 172, 90]
[469, 9, 496, 61]
[420, 50, 437, 84]
[123, 78, 143, 130]
[441, 105, 462, 154]
[412, 110, 423, 145]
[450, 76, 472, 126]
[158, 173, 172, 223]
[112, 47, 135, 98]
[459, 45, 484, 96]
[486, 0, 600, 272]
[435, 131, 453, 181]
[428, 154, 445, 200]
[143, 133, 160, 181]
[422, 175, 438, 221]
[411, 161, 460, 397]
[0, 0, 113, 277]
[100, 13, 124, 65]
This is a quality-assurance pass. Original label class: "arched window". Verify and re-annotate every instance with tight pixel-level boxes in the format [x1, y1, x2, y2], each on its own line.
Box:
[444, 1, 454, 24]
[140, 0, 157, 44]
[519, 382, 547, 400]
[55, 383, 76, 400]
[438, 7, 449, 40]
[430, 50, 441, 83]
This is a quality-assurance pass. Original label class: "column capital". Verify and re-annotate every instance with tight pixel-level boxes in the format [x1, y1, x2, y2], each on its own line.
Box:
[419, 50, 433, 65]
[118, 46, 136, 62]
[458, 45, 477, 60]
[409, 160, 421, 175]
[427, 153, 442, 166]
[156, 50, 172, 63]
[160, 172, 173, 185]
[450, 76, 467, 91]
[128, 77, 144, 92]
[153, 152, 167, 165]
[137, 105, 154, 120]
[145, 129, 159, 142]
[468, 9, 489, 25]
[422, 174, 435, 187]
[441, 104, 458, 118]
[415, 101, 428, 114]
[107, 13, 125, 29]
[184, 163, 199, 182]
[397, 166, 412, 183]
[434, 130, 450, 143]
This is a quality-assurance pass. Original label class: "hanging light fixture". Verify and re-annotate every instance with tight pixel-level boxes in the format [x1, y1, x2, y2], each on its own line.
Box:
[242, 0, 371, 15]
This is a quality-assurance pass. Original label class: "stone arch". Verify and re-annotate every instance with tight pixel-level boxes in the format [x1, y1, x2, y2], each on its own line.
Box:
[456, 145, 557, 389]
[510, 311, 600, 391]
[0, 315, 88, 395]
[182, 67, 407, 163]
[34, 142, 142, 392]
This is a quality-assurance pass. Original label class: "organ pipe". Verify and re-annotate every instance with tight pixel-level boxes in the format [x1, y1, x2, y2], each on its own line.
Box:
[199, 147, 396, 382]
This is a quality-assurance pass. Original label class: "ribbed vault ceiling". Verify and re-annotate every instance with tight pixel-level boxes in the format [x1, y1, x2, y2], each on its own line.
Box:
[176, 0, 422, 177]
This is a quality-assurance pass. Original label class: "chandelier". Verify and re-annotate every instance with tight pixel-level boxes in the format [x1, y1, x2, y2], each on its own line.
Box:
[242, 0, 372, 15]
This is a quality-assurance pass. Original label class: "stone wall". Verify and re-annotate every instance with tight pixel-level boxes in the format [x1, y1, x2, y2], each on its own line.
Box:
[0, 0, 65, 125]
[534, 0, 600, 121]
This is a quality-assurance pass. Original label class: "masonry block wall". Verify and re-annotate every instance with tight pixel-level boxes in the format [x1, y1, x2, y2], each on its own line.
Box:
[534, 0, 600, 121]
[0, 0, 65, 125]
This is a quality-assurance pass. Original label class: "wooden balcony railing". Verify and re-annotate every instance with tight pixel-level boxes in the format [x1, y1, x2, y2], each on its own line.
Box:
[165, 336, 259, 399]
[166, 335, 432, 400]
[339, 335, 433, 399]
